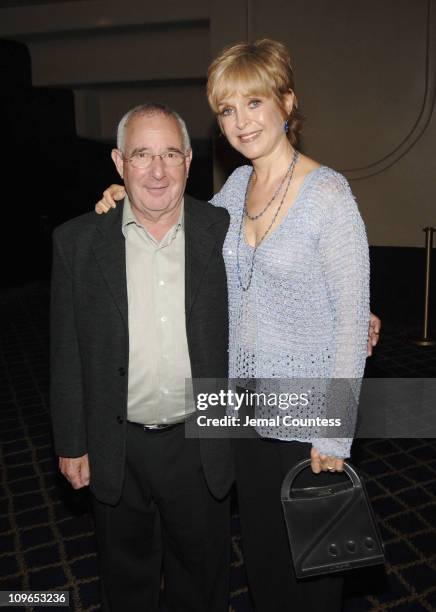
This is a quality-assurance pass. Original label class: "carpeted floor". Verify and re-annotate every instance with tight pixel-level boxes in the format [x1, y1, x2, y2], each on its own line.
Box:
[1, 283, 436, 611]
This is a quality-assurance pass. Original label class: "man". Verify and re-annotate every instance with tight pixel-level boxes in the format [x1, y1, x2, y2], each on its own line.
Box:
[50, 103, 233, 611]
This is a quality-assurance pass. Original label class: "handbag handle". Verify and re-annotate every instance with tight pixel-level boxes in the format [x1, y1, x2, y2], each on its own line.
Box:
[281, 458, 362, 502]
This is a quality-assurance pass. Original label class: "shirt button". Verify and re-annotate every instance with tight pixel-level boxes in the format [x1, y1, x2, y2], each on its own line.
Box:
[158, 280, 165, 287]
[160, 316, 167, 323]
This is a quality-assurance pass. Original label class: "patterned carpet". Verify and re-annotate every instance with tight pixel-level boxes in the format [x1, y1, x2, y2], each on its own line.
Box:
[1, 283, 436, 611]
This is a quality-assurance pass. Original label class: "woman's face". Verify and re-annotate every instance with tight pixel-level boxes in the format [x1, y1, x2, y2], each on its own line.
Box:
[217, 90, 293, 161]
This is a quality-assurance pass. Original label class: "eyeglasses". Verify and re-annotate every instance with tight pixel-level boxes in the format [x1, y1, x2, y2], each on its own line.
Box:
[123, 150, 188, 169]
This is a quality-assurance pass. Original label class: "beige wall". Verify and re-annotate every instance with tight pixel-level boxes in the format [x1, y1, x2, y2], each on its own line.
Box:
[210, 0, 436, 248]
[0, 0, 212, 141]
[2, 0, 435, 246]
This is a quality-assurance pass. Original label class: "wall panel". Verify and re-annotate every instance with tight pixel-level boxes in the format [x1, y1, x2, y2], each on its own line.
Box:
[211, 0, 436, 246]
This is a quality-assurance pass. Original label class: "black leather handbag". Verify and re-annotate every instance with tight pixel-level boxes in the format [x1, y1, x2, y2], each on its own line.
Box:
[281, 459, 385, 579]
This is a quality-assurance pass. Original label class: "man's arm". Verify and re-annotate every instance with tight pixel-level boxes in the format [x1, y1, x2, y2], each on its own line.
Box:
[50, 229, 88, 485]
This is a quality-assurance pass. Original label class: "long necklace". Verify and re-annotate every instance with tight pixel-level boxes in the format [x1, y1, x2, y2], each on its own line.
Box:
[244, 158, 293, 221]
[236, 150, 299, 292]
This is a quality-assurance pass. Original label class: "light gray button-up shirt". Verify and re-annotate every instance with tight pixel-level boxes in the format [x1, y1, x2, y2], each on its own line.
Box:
[122, 196, 193, 425]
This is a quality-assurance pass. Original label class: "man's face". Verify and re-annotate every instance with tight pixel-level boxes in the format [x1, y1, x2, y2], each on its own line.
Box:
[112, 113, 192, 221]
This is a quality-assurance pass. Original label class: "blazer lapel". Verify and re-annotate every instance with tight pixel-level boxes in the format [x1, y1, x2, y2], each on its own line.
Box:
[92, 203, 128, 329]
[184, 196, 217, 321]
[90, 196, 217, 328]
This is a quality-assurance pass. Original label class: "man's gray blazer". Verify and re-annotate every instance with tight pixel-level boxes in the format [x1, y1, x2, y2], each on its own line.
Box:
[50, 195, 233, 505]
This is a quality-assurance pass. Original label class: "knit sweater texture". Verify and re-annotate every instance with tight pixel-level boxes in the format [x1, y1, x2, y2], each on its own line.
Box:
[211, 164, 370, 457]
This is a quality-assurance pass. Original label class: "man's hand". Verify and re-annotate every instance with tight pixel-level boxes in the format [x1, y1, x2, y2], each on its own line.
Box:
[95, 184, 125, 214]
[310, 447, 344, 473]
[59, 454, 90, 489]
[367, 312, 381, 356]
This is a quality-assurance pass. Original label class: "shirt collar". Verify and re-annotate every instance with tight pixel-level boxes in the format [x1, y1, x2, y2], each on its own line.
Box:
[122, 194, 184, 244]
[122, 194, 137, 232]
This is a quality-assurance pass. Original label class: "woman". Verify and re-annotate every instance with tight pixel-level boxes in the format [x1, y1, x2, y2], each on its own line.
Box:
[96, 39, 377, 611]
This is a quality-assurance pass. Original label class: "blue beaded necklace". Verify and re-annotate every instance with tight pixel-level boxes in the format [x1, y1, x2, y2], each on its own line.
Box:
[236, 150, 299, 292]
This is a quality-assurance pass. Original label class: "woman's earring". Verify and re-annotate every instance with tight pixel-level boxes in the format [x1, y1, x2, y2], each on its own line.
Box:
[284, 119, 289, 133]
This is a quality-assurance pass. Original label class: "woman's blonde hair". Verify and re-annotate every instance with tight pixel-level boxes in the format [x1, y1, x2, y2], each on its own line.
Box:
[207, 38, 304, 147]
